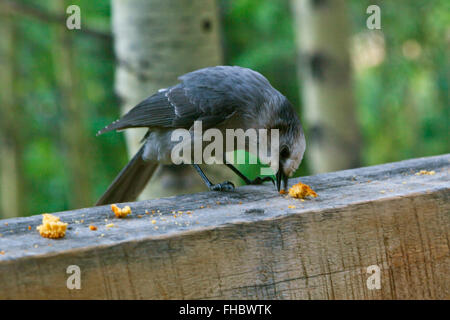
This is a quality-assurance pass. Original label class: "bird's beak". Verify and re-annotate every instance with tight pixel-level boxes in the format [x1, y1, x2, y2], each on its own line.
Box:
[276, 164, 289, 192]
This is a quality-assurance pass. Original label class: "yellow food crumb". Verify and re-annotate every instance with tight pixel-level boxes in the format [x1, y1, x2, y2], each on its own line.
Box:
[36, 214, 68, 239]
[89, 225, 97, 231]
[151, 220, 156, 224]
[111, 204, 131, 218]
[288, 182, 318, 199]
[415, 170, 435, 176]
[200, 205, 204, 209]
[279, 189, 286, 195]
[0, 251, 5, 255]
[288, 205, 296, 209]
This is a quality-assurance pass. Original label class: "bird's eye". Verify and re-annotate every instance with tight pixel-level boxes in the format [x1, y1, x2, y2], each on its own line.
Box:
[280, 146, 290, 159]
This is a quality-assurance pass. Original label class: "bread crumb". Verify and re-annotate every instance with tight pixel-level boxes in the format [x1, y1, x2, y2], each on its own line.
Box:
[288, 205, 296, 209]
[151, 220, 156, 224]
[89, 225, 97, 231]
[111, 204, 131, 218]
[415, 170, 435, 176]
[0, 251, 5, 255]
[105, 223, 114, 228]
[36, 214, 68, 239]
[288, 182, 318, 199]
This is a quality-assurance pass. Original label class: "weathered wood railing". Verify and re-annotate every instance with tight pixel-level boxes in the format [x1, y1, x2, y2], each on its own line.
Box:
[0, 154, 448, 299]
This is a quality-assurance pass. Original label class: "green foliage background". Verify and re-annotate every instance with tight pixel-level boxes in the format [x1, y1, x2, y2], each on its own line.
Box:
[1, 0, 448, 216]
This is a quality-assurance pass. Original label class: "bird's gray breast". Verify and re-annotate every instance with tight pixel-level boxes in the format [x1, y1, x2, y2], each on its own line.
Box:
[142, 130, 177, 164]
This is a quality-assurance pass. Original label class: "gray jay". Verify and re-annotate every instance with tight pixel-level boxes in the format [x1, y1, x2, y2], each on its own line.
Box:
[96, 66, 305, 205]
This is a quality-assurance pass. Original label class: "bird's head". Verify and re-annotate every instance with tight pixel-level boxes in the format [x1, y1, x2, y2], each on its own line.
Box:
[268, 98, 306, 192]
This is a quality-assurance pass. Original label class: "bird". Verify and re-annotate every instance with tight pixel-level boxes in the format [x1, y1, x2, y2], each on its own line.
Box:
[95, 66, 305, 206]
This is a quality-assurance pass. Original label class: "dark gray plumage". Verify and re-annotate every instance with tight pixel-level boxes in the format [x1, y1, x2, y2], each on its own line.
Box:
[96, 66, 305, 205]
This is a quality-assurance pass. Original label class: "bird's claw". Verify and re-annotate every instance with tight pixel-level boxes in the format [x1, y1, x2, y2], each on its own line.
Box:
[248, 176, 275, 186]
[210, 181, 235, 192]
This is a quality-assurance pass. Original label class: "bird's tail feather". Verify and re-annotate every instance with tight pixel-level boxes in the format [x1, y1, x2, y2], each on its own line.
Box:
[95, 145, 158, 206]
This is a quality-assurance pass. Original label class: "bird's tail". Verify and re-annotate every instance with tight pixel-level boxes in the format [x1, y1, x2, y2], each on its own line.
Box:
[95, 145, 158, 206]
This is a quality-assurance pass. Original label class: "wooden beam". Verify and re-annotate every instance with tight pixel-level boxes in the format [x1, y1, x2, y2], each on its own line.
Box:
[0, 154, 448, 299]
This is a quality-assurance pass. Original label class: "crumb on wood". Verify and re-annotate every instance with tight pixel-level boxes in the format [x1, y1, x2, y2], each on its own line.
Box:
[37, 214, 68, 239]
[111, 204, 131, 218]
[415, 170, 435, 176]
[288, 182, 318, 199]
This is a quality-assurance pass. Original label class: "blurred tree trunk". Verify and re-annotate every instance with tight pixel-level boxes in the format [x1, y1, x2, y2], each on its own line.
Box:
[52, 1, 92, 208]
[0, 7, 24, 218]
[112, 0, 234, 199]
[291, 0, 361, 173]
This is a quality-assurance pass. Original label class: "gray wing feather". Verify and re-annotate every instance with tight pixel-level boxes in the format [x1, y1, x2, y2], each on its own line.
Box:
[97, 66, 277, 136]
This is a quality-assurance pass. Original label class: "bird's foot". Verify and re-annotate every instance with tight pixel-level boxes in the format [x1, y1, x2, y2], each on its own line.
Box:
[247, 176, 275, 185]
[210, 181, 235, 192]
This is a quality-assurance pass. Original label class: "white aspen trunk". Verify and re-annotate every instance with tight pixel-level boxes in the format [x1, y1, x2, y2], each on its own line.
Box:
[291, 0, 361, 173]
[112, 0, 233, 199]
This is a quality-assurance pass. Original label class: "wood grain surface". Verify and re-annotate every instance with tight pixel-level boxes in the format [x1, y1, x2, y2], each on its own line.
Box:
[0, 154, 448, 299]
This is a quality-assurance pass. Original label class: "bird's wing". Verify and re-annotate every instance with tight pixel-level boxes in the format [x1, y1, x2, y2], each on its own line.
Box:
[97, 84, 235, 136]
[97, 66, 272, 136]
